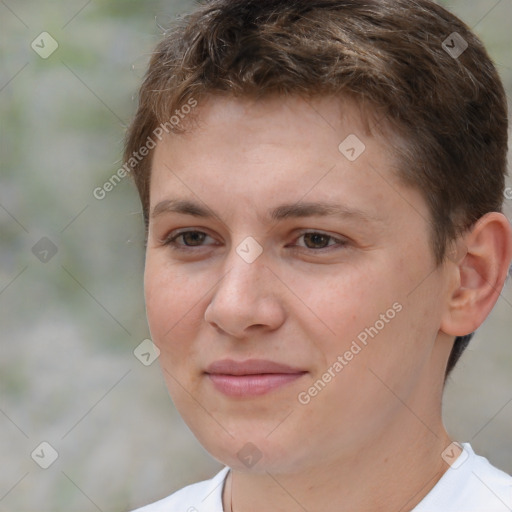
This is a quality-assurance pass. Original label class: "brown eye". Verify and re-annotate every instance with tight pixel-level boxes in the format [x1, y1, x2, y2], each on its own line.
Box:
[163, 230, 213, 249]
[295, 232, 347, 250]
[302, 233, 332, 249]
[179, 231, 207, 246]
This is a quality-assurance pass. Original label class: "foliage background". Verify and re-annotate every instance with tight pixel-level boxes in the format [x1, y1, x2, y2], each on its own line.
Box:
[1, 0, 511, 510]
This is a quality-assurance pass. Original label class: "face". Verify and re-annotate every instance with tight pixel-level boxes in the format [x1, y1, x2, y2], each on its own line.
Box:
[144, 94, 452, 474]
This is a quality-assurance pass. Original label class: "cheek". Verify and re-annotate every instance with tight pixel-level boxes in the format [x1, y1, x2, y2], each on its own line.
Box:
[144, 257, 203, 355]
[283, 264, 390, 351]
[295, 255, 433, 378]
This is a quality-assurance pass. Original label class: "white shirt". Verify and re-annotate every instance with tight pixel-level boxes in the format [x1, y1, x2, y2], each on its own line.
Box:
[131, 443, 512, 511]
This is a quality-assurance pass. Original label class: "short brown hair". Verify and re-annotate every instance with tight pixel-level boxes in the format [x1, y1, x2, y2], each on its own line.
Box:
[124, 0, 509, 377]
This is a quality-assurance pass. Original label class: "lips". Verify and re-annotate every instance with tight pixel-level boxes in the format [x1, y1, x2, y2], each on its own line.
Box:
[205, 359, 307, 396]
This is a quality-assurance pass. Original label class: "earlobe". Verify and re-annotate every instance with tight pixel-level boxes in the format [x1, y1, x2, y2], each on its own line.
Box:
[440, 212, 512, 337]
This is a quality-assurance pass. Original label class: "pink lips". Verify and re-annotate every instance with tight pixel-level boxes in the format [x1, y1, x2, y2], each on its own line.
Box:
[205, 359, 307, 397]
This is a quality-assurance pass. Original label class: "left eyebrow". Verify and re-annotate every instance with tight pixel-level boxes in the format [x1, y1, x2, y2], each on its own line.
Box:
[150, 198, 381, 224]
[267, 201, 380, 223]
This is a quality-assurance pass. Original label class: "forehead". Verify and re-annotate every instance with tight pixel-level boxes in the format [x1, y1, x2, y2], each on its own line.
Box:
[151, 93, 392, 179]
[148, 94, 426, 229]
[175, 93, 383, 144]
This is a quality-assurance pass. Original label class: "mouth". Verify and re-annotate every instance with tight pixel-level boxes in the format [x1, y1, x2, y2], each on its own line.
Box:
[204, 359, 308, 397]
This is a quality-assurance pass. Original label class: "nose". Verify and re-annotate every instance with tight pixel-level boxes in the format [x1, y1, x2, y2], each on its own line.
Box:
[204, 249, 286, 338]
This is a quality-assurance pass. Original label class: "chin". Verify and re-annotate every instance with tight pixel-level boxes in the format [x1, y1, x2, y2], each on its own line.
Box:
[193, 428, 308, 475]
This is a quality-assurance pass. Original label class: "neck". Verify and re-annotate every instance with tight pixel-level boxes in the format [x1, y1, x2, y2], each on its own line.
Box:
[223, 413, 452, 512]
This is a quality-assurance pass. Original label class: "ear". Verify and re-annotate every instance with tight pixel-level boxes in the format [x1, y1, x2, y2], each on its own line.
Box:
[440, 212, 512, 337]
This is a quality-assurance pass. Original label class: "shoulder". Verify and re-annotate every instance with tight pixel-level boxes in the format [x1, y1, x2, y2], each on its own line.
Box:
[130, 466, 230, 512]
[414, 443, 512, 511]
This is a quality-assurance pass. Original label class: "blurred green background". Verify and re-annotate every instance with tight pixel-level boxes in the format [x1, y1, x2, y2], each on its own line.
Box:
[1, 1, 511, 510]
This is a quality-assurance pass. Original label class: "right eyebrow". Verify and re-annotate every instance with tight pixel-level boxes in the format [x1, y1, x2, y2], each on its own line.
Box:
[151, 199, 213, 219]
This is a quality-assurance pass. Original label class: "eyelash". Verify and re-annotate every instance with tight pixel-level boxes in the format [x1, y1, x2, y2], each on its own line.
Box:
[162, 230, 348, 252]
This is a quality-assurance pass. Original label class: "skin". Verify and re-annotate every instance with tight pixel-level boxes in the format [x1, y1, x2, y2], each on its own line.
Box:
[144, 94, 512, 512]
